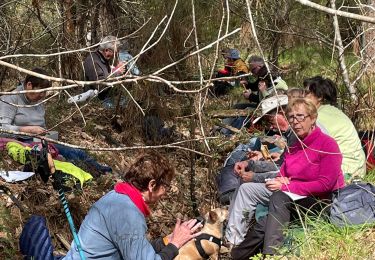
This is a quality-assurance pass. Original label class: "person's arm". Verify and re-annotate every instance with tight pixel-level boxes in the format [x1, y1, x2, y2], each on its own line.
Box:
[280, 139, 343, 196]
[150, 238, 179, 260]
[252, 170, 279, 183]
[0, 97, 20, 131]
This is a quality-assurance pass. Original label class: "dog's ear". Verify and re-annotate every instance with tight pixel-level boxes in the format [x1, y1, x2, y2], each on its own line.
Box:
[208, 210, 218, 223]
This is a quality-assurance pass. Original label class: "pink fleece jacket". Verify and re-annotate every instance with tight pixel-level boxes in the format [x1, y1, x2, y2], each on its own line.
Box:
[278, 127, 345, 197]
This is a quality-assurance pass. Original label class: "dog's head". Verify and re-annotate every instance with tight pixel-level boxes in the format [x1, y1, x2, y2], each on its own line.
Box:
[204, 208, 228, 225]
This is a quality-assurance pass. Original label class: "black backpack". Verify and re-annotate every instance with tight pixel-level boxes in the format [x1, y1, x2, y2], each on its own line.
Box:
[330, 182, 375, 227]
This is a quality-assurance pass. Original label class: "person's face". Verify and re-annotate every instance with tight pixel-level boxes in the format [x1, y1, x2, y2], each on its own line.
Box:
[265, 112, 289, 132]
[146, 180, 170, 205]
[250, 62, 263, 76]
[102, 48, 115, 60]
[287, 104, 316, 139]
[25, 82, 46, 102]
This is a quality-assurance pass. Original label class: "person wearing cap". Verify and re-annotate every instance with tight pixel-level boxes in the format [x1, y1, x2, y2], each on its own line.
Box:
[83, 35, 123, 100]
[240, 55, 288, 106]
[212, 48, 249, 96]
[225, 94, 297, 247]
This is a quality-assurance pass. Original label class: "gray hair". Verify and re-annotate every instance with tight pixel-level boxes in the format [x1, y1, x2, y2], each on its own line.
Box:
[99, 36, 119, 51]
[248, 55, 264, 65]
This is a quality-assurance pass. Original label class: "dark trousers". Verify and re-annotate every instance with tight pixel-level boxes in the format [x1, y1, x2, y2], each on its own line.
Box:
[231, 191, 330, 260]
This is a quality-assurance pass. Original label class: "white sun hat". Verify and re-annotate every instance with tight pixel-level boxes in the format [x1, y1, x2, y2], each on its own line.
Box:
[252, 95, 288, 124]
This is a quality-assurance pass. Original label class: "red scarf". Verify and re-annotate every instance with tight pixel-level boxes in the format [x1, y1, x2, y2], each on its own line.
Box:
[115, 182, 150, 217]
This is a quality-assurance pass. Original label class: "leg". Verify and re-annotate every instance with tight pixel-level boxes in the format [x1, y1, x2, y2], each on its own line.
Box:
[262, 192, 326, 255]
[231, 217, 267, 260]
[263, 191, 293, 255]
[225, 183, 272, 245]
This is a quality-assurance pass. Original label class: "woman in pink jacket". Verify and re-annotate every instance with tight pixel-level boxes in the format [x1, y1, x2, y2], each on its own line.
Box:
[231, 98, 345, 259]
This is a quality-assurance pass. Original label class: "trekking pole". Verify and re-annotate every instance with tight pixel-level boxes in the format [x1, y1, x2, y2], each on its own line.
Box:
[44, 143, 86, 260]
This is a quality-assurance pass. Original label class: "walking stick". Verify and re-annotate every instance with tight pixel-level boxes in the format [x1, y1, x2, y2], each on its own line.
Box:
[30, 140, 86, 260]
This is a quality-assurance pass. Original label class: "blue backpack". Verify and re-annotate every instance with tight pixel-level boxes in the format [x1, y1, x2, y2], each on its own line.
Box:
[330, 182, 375, 226]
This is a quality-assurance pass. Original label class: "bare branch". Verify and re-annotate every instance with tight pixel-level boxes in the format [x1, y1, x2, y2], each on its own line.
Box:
[295, 0, 375, 24]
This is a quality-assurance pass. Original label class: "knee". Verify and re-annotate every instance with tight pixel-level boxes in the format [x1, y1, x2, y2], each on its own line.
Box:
[269, 191, 291, 207]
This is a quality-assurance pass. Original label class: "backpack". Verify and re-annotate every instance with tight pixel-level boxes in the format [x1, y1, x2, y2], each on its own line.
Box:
[330, 182, 375, 227]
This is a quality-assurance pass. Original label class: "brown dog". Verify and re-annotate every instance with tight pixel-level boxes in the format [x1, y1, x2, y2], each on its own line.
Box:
[175, 208, 228, 260]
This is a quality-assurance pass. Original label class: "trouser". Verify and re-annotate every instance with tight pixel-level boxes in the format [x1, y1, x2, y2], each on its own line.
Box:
[231, 191, 330, 259]
[225, 183, 272, 245]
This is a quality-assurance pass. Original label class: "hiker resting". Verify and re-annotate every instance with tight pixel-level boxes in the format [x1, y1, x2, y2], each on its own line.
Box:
[63, 152, 202, 260]
[229, 98, 345, 260]
[303, 76, 366, 180]
[238, 55, 288, 109]
[212, 48, 249, 96]
[0, 68, 111, 175]
[0, 68, 49, 136]
[83, 35, 124, 103]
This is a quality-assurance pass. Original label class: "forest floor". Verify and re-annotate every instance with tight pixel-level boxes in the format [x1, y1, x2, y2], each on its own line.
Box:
[0, 86, 374, 259]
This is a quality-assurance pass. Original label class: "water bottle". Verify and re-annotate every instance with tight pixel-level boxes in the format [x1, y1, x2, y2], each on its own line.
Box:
[67, 89, 98, 104]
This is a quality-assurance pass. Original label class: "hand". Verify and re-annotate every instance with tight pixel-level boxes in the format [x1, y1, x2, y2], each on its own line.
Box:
[169, 219, 202, 249]
[247, 151, 263, 161]
[242, 89, 251, 99]
[275, 176, 290, 185]
[258, 81, 267, 92]
[19, 126, 47, 135]
[234, 161, 249, 175]
[265, 179, 283, 191]
[239, 171, 254, 182]
[270, 152, 281, 161]
[114, 62, 125, 74]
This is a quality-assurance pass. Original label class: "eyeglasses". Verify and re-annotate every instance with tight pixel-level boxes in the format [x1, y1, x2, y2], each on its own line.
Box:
[287, 114, 310, 123]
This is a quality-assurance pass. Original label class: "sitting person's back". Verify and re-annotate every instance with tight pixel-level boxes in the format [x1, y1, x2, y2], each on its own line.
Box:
[304, 76, 366, 179]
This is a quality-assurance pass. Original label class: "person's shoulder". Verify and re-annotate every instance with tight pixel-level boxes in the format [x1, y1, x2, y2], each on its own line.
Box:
[1, 85, 22, 102]
[315, 127, 340, 151]
[96, 191, 145, 220]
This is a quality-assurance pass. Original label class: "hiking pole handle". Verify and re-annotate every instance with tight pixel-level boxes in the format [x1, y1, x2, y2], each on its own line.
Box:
[46, 150, 86, 260]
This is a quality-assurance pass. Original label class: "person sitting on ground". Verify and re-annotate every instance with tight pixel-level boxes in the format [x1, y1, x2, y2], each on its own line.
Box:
[231, 98, 345, 259]
[212, 48, 249, 96]
[0, 69, 112, 175]
[0, 68, 50, 136]
[225, 95, 297, 246]
[83, 35, 123, 101]
[240, 56, 288, 107]
[303, 76, 366, 180]
[64, 152, 202, 260]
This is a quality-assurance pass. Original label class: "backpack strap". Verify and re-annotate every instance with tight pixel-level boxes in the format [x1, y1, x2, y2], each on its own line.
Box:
[194, 233, 222, 259]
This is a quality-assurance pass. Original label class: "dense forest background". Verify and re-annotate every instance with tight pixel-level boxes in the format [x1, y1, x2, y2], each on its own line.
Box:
[1, 0, 375, 258]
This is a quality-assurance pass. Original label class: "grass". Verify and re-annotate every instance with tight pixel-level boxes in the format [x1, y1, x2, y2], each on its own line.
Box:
[277, 217, 375, 259]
